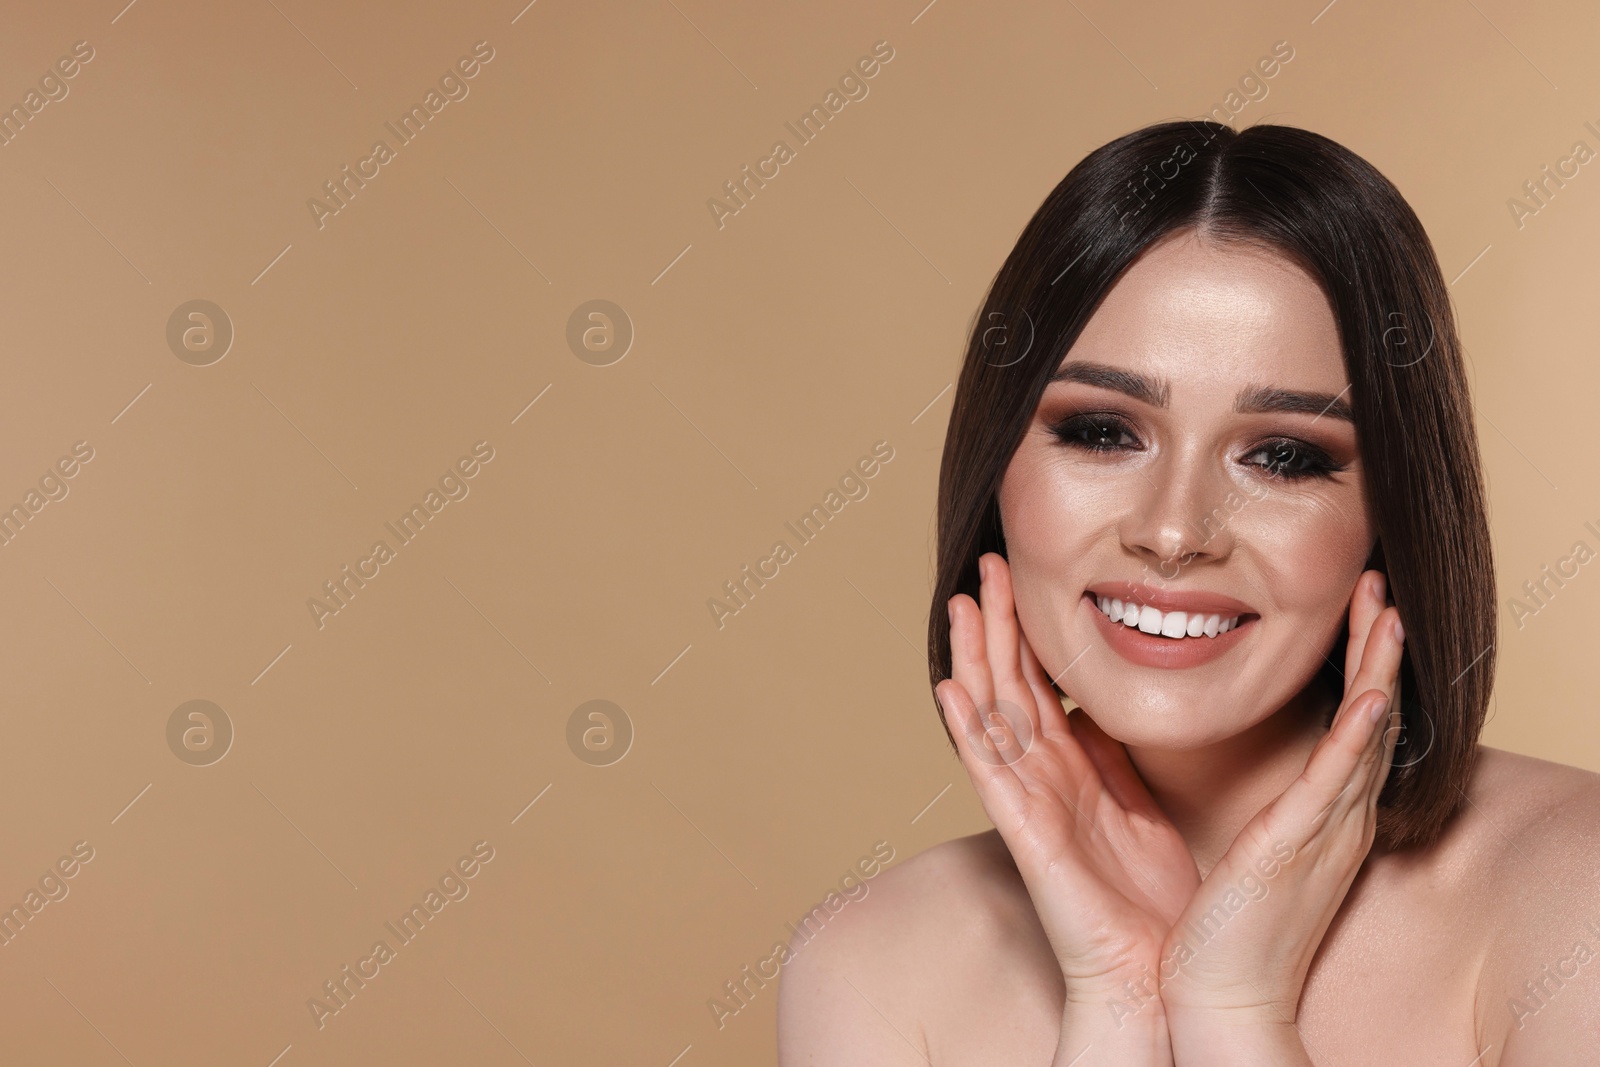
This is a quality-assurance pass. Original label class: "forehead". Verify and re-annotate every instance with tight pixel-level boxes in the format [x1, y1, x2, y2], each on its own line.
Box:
[1063, 230, 1346, 392]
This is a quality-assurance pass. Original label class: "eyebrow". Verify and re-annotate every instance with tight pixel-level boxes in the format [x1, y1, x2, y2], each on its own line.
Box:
[1047, 359, 1354, 424]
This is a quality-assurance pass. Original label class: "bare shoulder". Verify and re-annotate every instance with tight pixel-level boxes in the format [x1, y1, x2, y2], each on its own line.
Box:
[1461, 746, 1600, 1061]
[1464, 745, 1600, 859]
[776, 830, 1060, 1065]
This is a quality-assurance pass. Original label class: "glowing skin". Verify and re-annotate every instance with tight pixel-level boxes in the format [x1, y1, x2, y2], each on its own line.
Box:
[998, 227, 1374, 756]
[777, 225, 1600, 1067]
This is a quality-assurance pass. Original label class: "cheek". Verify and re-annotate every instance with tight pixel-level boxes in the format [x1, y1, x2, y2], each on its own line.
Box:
[998, 449, 1108, 654]
[999, 450, 1103, 578]
[1234, 492, 1373, 619]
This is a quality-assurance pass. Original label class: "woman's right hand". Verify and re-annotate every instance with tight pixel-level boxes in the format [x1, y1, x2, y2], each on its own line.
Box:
[938, 552, 1199, 1026]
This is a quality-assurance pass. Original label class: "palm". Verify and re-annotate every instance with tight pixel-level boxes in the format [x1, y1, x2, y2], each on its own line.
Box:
[944, 554, 1198, 988]
[969, 691, 1197, 980]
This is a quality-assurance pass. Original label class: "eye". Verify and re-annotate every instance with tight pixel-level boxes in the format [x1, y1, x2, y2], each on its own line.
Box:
[1049, 413, 1140, 452]
[1242, 438, 1342, 481]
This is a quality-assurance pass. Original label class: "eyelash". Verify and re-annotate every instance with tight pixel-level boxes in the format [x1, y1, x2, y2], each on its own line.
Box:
[1047, 412, 1344, 481]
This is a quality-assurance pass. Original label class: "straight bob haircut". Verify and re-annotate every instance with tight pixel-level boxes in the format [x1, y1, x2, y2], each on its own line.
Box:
[927, 120, 1496, 851]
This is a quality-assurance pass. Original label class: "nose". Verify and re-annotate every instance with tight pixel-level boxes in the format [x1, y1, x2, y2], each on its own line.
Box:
[1117, 446, 1239, 579]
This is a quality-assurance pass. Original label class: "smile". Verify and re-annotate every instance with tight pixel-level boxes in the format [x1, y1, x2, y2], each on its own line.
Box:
[1080, 590, 1258, 670]
[1093, 596, 1241, 639]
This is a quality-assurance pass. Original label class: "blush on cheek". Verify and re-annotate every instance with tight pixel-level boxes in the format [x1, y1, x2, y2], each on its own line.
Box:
[1233, 495, 1374, 656]
[997, 454, 1109, 677]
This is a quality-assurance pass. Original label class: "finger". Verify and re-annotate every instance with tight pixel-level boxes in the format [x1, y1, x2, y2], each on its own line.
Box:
[1361, 621, 1406, 811]
[1273, 606, 1402, 836]
[1066, 709, 1167, 822]
[1017, 628, 1071, 742]
[1362, 693, 1402, 813]
[1343, 570, 1387, 700]
[1341, 607, 1405, 733]
[948, 592, 996, 728]
[978, 554, 1044, 742]
[936, 677, 1032, 817]
[1269, 685, 1392, 840]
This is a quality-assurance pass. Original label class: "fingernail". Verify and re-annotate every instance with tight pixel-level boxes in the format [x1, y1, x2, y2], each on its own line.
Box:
[947, 599, 955, 627]
[1367, 695, 1390, 725]
[1374, 572, 1387, 603]
[1393, 616, 1405, 644]
[978, 556, 988, 583]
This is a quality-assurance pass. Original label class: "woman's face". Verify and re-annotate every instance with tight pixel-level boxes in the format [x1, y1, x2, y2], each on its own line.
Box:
[997, 229, 1376, 750]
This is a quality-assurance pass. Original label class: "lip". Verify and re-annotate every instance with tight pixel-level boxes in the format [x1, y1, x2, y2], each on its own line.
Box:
[1082, 590, 1254, 669]
[1084, 579, 1257, 619]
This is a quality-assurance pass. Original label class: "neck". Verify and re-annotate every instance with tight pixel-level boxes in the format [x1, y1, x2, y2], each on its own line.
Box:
[1123, 684, 1338, 878]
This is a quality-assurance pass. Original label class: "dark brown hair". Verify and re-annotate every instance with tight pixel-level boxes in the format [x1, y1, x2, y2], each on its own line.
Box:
[926, 120, 1495, 851]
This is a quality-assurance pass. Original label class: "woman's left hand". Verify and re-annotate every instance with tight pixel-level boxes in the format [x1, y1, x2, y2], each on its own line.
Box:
[1158, 569, 1405, 1061]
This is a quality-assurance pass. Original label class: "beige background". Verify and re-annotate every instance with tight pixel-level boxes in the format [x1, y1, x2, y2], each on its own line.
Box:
[0, 0, 1596, 1062]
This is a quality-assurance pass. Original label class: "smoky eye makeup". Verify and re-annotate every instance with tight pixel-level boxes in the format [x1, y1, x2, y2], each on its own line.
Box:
[1046, 410, 1139, 452]
[1043, 406, 1353, 482]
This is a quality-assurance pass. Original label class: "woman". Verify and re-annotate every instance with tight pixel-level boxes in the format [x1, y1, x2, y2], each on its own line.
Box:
[776, 121, 1600, 1064]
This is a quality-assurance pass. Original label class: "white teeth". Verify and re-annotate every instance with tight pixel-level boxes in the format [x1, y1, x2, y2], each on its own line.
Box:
[1091, 595, 1242, 639]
